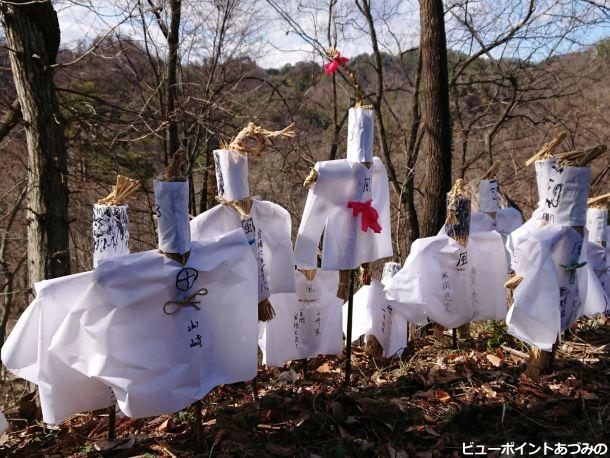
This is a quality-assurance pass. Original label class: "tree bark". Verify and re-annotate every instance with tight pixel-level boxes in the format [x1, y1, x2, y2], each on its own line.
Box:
[0, 1, 70, 284]
[418, 0, 453, 237]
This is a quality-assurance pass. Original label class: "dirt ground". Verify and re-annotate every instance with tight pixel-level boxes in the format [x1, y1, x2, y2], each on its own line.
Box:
[1, 318, 608, 457]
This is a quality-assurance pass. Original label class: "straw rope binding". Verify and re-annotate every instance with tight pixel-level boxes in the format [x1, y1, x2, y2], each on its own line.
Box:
[220, 122, 296, 157]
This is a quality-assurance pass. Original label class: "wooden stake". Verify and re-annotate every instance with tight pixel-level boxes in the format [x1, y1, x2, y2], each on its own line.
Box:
[344, 269, 355, 387]
[194, 400, 203, 449]
[107, 406, 116, 440]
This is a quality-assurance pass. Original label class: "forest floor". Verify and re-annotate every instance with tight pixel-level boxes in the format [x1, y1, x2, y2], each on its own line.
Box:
[1, 317, 609, 457]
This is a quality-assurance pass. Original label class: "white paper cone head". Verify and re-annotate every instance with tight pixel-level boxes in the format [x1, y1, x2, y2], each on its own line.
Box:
[381, 262, 401, 286]
[586, 207, 608, 244]
[543, 165, 591, 226]
[214, 149, 249, 201]
[92, 204, 130, 268]
[534, 158, 556, 208]
[153, 179, 191, 253]
[478, 179, 500, 213]
[347, 107, 374, 162]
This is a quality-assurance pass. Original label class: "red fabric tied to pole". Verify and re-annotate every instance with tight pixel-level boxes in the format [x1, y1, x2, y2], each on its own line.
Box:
[324, 52, 349, 75]
[347, 200, 382, 233]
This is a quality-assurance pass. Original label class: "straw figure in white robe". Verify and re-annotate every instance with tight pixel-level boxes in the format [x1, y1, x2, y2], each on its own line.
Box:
[190, 123, 296, 322]
[42, 159, 258, 419]
[505, 143, 608, 378]
[462, 162, 523, 240]
[1, 176, 140, 425]
[345, 262, 425, 358]
[386, 179, 509, 333]
[294, 107, 392, 298]
[506, 133, 567, 275]
[258, 269, 343, 367]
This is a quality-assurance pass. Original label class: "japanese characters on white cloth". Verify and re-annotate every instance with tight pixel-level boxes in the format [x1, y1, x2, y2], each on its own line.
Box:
[506, 158, 557, 274]
[48, 228, 258, 419]
[1, 272, 117, 424]
[346, 108, 374, 163]
[542, 164, 590, 226]
[154, 179, 191, 254]
[344, 262, 420, 358]
[294, 157, 392, 270]
[258, 270, 342, 366]
[0, 410, 7, 435]
[213, 149, 249, 201]
[385, 232, 509, 330]
[506, 225, 608, 351]
[586, 207, 610, 300]
[190, 199, 295, 302]
[93, 204, 130, 268]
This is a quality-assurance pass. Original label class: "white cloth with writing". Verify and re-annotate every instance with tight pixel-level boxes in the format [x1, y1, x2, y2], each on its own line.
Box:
[49, 229, 258, 418]
[259, 270, 342, 366]
[506, 225, 608, 351]
[294, 157, 392, 270]
[190, 199, 295, 302]
[93, 204, 130, 268]
[344, 280, 409, 358]
[385, 232, 508, 329]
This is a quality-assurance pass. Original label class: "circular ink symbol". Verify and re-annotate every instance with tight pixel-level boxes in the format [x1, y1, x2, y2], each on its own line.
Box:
[176, 267, 199, 291]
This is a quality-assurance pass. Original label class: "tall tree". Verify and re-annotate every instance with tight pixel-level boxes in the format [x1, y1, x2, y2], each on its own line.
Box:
[418, 0, 452, 237]
[0, 0, 70, 284]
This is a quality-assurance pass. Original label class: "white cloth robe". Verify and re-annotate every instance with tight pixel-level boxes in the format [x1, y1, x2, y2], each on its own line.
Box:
[385, 232, 509, 330]
[1, 272, 116, 425]
[345, 279, 411, 358]
[294, 157, 392, 270]
[506, 225, 608, 351]
[0, 410, 7, 435]
[586, 209, 610, 301]
[49, 229, 259, 418]
[471, 209, 523, 240]
[259, 270, 342, 366]
[190, 199, 295, 301]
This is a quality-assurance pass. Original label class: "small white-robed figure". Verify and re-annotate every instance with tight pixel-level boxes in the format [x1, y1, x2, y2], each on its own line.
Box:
[506, 145, 609, 356]
[190, 123, 296, 321]
[386, 180, 509, 331]
[258, 269, 343, 367]
[345, 262, 426, 358]
[294, 107, 392, 272]
[5, 159, 261, 420]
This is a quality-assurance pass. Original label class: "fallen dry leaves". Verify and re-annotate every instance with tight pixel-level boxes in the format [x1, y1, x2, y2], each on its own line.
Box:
[1, 318, 608, 456]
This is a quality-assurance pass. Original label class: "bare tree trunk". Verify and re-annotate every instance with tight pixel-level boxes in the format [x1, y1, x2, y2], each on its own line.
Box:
[0, 1, 70, 284]
[166, 0, 182, 160]
[401, 49, 423, 253]
[418, 0, 452, 237]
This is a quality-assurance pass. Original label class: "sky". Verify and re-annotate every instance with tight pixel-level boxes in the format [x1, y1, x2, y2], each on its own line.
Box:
[54, 0, 609, 70]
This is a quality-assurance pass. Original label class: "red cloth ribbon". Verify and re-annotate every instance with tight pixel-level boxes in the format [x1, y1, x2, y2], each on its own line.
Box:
[347, 200, 382, 233]
[324, 52, 349, 75]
